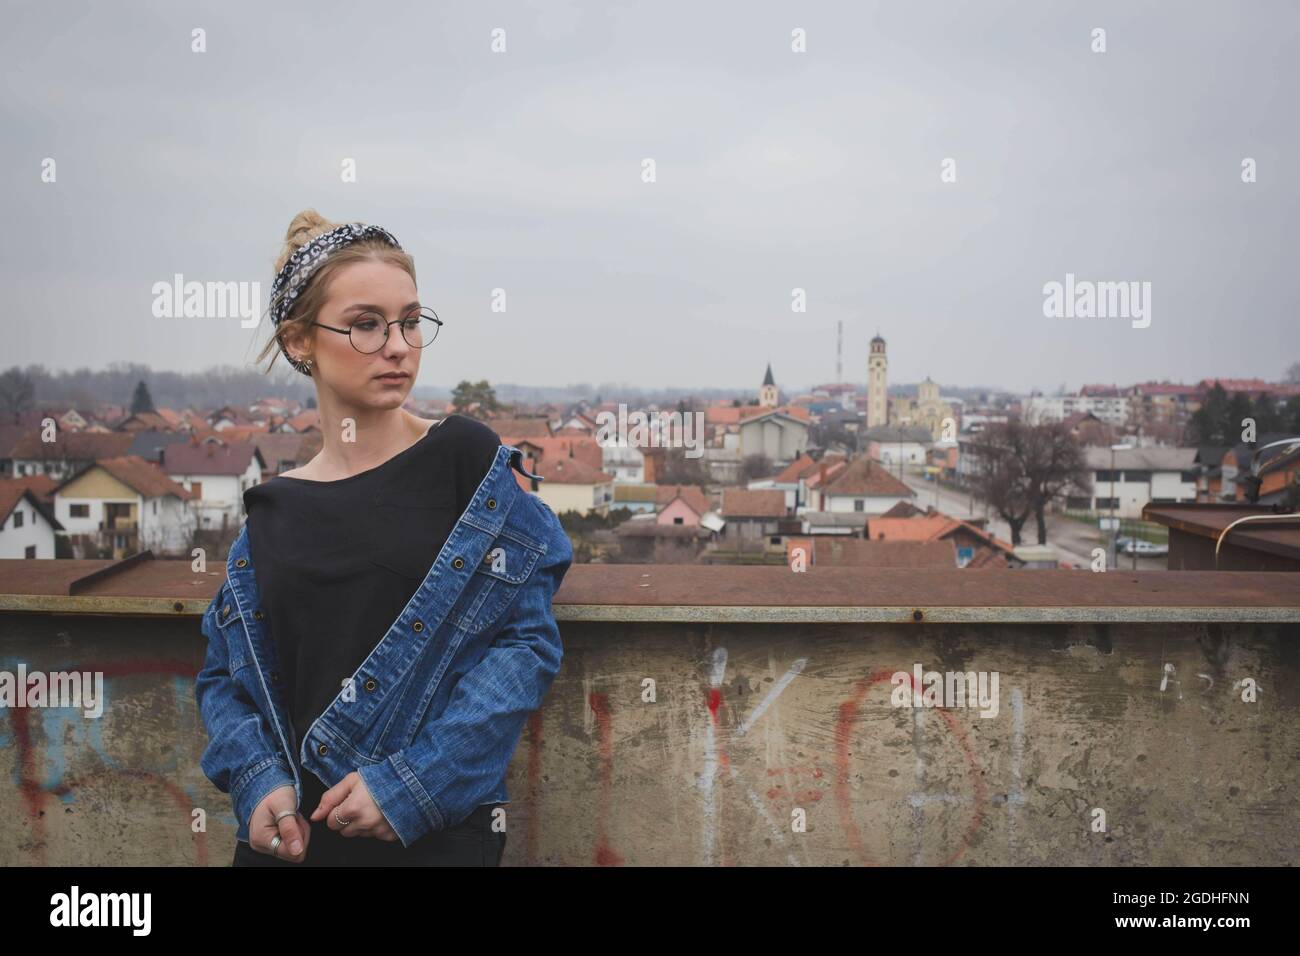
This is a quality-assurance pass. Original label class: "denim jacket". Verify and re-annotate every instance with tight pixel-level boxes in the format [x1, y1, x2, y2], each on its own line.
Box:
[195, 443, 572, 848]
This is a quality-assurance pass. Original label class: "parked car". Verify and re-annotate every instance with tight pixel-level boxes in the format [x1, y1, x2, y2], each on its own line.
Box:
[1122, 539, 1168, 556]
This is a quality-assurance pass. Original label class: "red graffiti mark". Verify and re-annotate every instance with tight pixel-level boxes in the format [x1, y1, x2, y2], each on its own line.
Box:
[524, 709, 544, 866]
[834, 668, 986, 867]
[765, 764, 826, 804]
[706, 682, 734, 866]
[587, 692, 623, 866]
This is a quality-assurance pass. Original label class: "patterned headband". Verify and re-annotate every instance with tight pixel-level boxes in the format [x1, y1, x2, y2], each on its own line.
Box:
[269, 222, 403, 376]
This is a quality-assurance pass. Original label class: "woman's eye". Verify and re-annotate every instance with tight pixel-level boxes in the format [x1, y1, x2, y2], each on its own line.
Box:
[353, 318, 379, 331]
[401, 317, 421, 329]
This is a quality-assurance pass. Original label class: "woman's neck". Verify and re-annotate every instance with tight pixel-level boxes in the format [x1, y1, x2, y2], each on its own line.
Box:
[303, 406, 433, 481]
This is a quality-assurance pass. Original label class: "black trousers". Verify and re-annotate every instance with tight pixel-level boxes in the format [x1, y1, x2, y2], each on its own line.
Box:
[232, 772, 506, 867]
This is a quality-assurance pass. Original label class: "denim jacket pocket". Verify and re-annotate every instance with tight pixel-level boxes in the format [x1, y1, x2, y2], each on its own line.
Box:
[445, 533, 543, 635]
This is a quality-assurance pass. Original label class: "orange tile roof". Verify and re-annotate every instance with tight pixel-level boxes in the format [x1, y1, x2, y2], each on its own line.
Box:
[655, 484, 712, 515]
[721, 487, 787, 518]
[534, 456, 614, 485]
[484, 416, 552, 438]
[68, 456, 196, 500]
[822, 456, 914, 498]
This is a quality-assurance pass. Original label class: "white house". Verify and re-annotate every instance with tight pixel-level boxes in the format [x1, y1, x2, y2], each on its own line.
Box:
[51, 455, 196, 558]
[1067, 446, 1199, 519]
[600, 440, 646, 483]
[0, 481, 63, 558]
[820, 454, 917, 515]
[862, 425, 931, 468]
[161, 437, 265, 530]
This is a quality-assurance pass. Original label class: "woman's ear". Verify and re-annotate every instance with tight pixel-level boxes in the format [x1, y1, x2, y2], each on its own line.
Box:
[280, 323, 314, 362]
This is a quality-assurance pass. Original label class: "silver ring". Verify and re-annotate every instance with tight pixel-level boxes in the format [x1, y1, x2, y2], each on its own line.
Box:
[270, 834, 282, 852]
[273, 809, 297, 824]
[334, 807, 352, 827]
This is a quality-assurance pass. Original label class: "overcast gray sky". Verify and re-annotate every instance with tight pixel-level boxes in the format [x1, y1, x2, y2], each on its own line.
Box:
[3, 0, 1297, 395]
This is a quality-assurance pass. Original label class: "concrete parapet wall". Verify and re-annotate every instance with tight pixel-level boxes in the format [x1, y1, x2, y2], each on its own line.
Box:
[1, 611, 1294, 865]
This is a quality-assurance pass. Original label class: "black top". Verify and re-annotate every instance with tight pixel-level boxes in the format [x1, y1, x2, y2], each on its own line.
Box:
[242, 414, 501, 772]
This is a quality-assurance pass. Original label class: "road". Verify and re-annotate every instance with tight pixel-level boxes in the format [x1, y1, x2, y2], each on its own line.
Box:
[892, 467, 1163, 570]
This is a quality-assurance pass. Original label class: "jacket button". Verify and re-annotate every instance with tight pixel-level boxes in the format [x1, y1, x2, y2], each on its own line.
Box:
[317, 743, 328, 756]
[486, 497, 497, 509]
[221, 604, 231, 618]
[236, 558, 248, 568]
[253, 610, 264, 620]
[452, 557, 464, 569]
[412, 620, 424, 633]
[364, 678, 377, 692]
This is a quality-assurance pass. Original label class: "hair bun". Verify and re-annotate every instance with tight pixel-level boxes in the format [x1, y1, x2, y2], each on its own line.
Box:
[273, 208, 339, 274]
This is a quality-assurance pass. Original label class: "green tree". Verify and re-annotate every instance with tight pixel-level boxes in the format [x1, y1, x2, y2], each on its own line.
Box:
[130, 379, 155, 414]
[451, 380, 503, 416]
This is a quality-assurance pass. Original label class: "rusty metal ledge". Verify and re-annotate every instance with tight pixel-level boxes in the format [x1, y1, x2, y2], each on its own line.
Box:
[553, 604, 1300, 624]
[1, 563, 1297, 623]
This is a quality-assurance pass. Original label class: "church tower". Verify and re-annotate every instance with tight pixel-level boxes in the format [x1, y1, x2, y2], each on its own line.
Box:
[867, 333, 887, 427]
[760, 361, 779, 408]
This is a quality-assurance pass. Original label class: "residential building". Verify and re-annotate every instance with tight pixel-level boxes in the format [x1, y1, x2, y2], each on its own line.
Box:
[0, 480, 63, 558]
[718, 488, 789, 551]
[819, 454, 916, 514]
[8, 430, 136, 480]
[160, 438, 265, 530]
[1066, 446, 1199, 518]
[52, 455, 196, 558]
[531, 455, 614, 517]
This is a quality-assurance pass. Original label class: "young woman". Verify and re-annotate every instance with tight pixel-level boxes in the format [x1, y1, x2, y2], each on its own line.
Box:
[195, 210, 572, 866]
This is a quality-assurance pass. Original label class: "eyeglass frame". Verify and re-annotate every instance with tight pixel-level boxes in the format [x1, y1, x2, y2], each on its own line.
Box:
[309, 306, 444, 354]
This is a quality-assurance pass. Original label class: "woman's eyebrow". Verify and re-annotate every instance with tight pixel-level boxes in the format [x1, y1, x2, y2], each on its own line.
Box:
[342, 301, 421, 314]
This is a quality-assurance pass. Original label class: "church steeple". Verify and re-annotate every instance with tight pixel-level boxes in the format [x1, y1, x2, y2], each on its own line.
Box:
[760, 361, 778, 407]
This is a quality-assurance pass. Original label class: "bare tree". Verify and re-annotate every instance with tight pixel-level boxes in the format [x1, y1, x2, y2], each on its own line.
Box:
[660, 445, 710, 485]
[739, 453, 774, 483]
[969, 421, 1089, 546]
[1023, 422, 1090, 545]
[0, 368, 35, 422]
[967, 423, 1036, 545]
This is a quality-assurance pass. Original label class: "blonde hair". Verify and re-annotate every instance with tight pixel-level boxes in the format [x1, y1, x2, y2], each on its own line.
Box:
[255, 209, 417, 375]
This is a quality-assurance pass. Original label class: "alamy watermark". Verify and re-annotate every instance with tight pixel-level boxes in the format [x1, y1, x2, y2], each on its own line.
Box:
[890, 663, 1000, 718]
[594, 405, 705, 458]
[0, 665, 104, 718]
[1042, 272, 1151, 329]
[151, 274, 261, 327]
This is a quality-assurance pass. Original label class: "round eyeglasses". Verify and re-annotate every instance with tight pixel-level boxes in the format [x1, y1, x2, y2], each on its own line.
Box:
[311, 307, 443, 354]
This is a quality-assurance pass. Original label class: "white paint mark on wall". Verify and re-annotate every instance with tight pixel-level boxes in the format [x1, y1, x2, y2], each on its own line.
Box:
[734, 657, 807, 738]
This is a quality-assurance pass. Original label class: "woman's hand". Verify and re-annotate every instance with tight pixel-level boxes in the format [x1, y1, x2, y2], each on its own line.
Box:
[310, 771, 399, 842]
[250, 784, 310, 862]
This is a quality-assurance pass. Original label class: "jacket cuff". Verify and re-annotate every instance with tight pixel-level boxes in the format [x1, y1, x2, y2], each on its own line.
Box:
[231, 755, 296, 832]
[358, 752, 445, 847]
